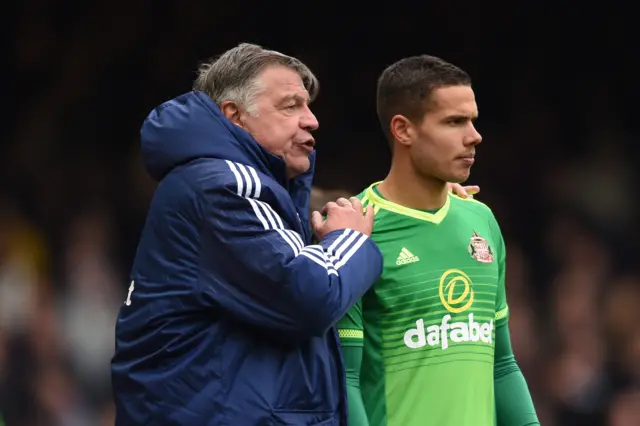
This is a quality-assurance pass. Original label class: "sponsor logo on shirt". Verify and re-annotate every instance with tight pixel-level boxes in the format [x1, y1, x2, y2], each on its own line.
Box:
[403, 269, 493, 350]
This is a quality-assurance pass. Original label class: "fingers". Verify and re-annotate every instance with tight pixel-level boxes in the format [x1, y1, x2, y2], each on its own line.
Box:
[350, 197, 363, 213]
[449, 183, 480, 199]
[310, 210, 323, 231]
[465, 185, 480, 196]
[364, 204, 374, 222]
[450, 183, 467, 197]
[336, 197, 353, 209]
[359, 204, 375, 236]
[320, 201, 338, 215]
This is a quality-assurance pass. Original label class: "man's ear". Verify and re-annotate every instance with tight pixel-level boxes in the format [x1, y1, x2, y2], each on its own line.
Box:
[220, 101, 244, 128]
[390, 115, 414, 148]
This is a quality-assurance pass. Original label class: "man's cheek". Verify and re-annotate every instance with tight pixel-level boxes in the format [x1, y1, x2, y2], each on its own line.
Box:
[282, 140, 294, 153]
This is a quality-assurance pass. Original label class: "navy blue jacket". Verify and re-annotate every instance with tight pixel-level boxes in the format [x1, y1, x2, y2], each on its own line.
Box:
[111, 91, 383, 425]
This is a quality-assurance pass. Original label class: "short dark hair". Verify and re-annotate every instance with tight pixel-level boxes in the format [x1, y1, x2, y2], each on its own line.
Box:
[376, 55, 471, 145]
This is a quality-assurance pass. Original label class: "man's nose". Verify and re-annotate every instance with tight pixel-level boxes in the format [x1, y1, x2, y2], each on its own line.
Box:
[301, 105, 319, 132]
[466, 124, 482, 145]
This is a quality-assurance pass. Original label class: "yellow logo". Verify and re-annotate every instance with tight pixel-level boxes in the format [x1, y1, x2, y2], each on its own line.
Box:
[439, 269, 474, 313]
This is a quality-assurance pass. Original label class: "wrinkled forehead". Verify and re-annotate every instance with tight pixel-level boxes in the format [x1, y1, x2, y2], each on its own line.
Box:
[257, 65, 310, 102]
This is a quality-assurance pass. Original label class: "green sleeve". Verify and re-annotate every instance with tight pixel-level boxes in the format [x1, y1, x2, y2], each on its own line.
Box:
[494, 324, 540, 426]
[343, 345, 370, 426]
[337, 299, 364, 347]
[492, 219, 539, 426]
[492, 221, 509, 328]
[338, 300, 369, 425]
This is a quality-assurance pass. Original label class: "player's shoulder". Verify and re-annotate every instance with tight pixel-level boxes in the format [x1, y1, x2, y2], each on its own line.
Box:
[449, 193, 496, 219]
[354, 188, 368, 201]
[449, 193, 504, 240]
[355, 184, 386, 219]
[354, 186, 376, 211]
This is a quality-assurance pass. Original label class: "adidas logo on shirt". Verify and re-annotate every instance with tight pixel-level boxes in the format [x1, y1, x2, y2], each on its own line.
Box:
[396, 248, 420, 265]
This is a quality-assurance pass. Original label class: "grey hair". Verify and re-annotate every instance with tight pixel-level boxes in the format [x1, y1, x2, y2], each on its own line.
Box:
[193, 43, 319, 116]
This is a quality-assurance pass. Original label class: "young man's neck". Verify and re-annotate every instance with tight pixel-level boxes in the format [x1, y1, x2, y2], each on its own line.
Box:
[377, 160, 449, 211]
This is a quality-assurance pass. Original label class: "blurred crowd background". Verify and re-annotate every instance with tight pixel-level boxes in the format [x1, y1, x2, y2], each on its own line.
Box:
[1, 2, 639, 426]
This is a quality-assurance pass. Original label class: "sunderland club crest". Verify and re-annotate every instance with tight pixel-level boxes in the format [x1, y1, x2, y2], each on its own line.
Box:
[468, 232, 494, 264]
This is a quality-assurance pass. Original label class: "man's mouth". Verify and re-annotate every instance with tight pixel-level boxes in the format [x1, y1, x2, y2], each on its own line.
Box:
[298, 140, 315, 152]
[457, 153, 475, 164]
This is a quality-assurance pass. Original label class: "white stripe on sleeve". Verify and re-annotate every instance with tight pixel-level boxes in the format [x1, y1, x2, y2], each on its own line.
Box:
[235, 163, 254, 198]
[334, 233, 369, 269]
[226, 161, 301, 258]
[225, 161, 244, 196]
[247, 165, 262, 198]
[225, 161, 368, 276]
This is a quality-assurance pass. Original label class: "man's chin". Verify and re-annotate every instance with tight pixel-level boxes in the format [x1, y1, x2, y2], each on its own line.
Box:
[453, 167, 473, 183]
[446, 172, 470, 185]
[285, 157, 311, 179]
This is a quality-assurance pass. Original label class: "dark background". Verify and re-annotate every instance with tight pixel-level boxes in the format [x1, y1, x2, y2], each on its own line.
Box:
[1, 2, 639, 425]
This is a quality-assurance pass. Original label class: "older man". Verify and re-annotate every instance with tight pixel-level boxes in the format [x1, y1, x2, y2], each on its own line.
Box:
[111, 43, 383, 425]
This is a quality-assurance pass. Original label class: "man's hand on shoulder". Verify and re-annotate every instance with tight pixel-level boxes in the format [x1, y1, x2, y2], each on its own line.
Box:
[311, 197, 374, 240]
[448, 183, 480, 199]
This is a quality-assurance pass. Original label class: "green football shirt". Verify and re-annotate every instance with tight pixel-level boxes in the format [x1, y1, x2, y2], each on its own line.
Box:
[338, 182, 509, 426]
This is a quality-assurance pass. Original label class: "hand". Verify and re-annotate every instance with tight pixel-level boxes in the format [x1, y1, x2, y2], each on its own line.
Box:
[310, 197, 375, 240]
[448, 183, 480, 199]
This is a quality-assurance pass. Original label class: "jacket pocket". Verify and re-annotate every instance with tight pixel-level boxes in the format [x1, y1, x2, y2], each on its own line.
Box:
[270, 410, 337, 426]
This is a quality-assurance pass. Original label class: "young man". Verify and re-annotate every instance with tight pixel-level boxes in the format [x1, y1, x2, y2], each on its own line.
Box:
[338, 55, 540, 426]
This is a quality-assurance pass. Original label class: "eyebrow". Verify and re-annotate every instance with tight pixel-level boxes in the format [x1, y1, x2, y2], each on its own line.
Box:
[445, 113, 478, 121]
[279, 93, 309, 105]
